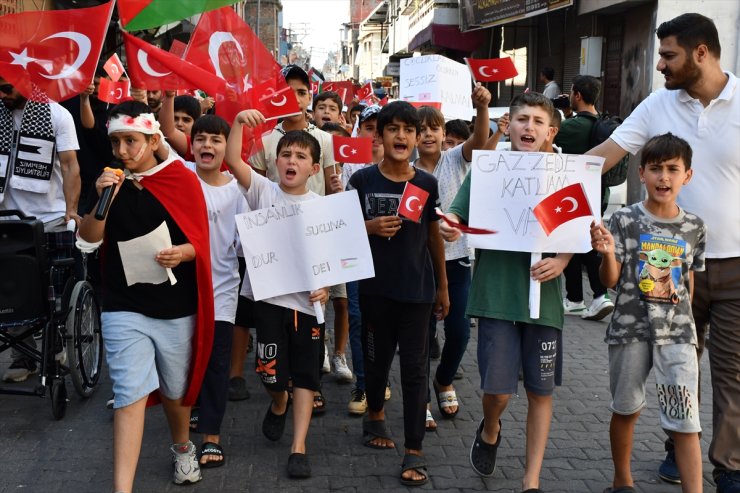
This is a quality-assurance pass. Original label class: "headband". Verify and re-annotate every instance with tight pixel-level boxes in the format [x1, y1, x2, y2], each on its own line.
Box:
[107, 113, 160, 135]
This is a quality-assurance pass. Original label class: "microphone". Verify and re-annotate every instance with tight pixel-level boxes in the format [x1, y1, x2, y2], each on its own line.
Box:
[94, 162, 123, 220]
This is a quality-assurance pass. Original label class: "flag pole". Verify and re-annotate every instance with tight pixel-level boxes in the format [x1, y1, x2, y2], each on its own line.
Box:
[529, 252, 542, 319]
[463, 57, 476, 88]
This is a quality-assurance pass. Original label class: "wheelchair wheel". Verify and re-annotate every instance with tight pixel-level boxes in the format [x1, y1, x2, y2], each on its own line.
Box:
[65, 281, 103, 398]
[51, 377, 68, 420]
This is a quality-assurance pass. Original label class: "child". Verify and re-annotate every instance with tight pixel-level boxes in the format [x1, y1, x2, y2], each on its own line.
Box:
[184, 115, 246, 468]
[347, 101, 450, 487]
[413, 85, 491, 428]
[312, 91, 344, 128]
[443, 92, 571, 492]
[77, 101, 213, 491]
[442, 119, 470, 151]
[589, 133, 705, 493]
[226, 110, 329, 479]
[159, 92, 202, 161]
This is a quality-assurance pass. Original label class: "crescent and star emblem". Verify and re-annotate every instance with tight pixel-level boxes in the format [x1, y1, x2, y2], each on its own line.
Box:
[9, 32, 91, 80]
[137, 49, 172, 77]
[477, 65, 499, 78]
[338, 144, 351, 158]
[405, 196, 422, 212]
[557, 196, 578, 213]
[208, 32, 245, 79]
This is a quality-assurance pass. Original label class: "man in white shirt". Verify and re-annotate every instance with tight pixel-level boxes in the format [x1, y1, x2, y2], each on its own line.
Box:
[587, 13, 740, 493]
[539, 67, 561, 99]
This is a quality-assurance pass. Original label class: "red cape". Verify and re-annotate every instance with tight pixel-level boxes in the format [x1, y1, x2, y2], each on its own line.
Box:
[139, 160, 214, 406]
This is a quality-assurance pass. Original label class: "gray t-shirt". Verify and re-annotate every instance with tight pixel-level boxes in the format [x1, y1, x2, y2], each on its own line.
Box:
[606, 202, 706, 346]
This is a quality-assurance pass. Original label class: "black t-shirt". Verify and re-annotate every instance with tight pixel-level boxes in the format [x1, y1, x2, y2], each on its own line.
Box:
[90, 180, 198, 318]
[348, 165, 440, 303]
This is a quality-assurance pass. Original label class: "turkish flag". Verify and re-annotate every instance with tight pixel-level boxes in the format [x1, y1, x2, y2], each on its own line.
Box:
[98, 77, 131, 104]
[123, 33, 225, 96]
[465, 57, 518, 82]
[0, 1, 114, 101]
[356, 82, 373, 101]
[103, 54, 125, 82]
[378, 96, 388, 107]
[253, 82, 302, 120]
[169, 39, 188, 58]
[332, 135, 373, 164]
[532, 183, 593, 236]
[311, 81, 320, 95]
[398, 182, 430, 223]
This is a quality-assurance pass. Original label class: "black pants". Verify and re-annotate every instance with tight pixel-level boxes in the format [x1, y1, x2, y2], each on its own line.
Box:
[196, 320, 233, 435]
[563, 249, 606, 302]
[361, 295, 432, 451]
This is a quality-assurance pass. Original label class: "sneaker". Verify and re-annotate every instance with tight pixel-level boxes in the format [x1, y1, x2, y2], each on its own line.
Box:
[321, 344, 331, 374]
[581, 294, 614, 321]
[715, 470, 740, 493]
[106, 395, 115, 410]
[228, 376, 251, 401]
[331, 353, 354, 383]
[563, 299, 586, 315]
[658, 450, 681, 484]
[384, 383, 391, 401]
[2, 359, 38, 383]
[348, 387, 367, 415]
[170, 441, 202, 485]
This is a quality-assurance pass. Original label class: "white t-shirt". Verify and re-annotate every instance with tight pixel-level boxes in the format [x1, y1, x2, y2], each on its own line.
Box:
[248, 122, 336, 196]
[610, 72, 740, 258]
[341, 162, 372, 188]
[543, 80, 561, 99]
[238, 168, 320, 315]
[414, 144, 470, 261]
[2, 102, 79, 227]
[185, 163, 246, 323]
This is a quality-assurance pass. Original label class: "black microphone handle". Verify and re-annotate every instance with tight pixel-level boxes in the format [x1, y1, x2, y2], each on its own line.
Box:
[94, 185, 115, 220]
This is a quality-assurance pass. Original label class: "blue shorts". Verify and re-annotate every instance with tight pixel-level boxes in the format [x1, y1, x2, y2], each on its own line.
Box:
[477, 318, 563, 396]
[102, 311, 195, 408]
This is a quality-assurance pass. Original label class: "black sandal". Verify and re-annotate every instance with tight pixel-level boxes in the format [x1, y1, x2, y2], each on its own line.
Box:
[400, 453, 429, 487]
[312, 390, 326, 415]
[199, 441, 225, 469]
[189, 408, 199, 431]
[469, 418, 501, 477]
[287, 452, 311, 478]
[262, 401, 289, 441]
[362, 418, 395, 449]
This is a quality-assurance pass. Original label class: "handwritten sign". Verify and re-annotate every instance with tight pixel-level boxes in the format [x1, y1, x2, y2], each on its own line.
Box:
[235, 190, 375, 301]
[467, 150, 604, 253]
[399, 54, 473, 120]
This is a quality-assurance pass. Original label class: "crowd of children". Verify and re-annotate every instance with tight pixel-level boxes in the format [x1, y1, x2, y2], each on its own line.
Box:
[59, 54, 710, 493]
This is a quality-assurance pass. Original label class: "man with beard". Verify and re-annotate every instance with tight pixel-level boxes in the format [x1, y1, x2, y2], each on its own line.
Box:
[0, 76, 81, 382]
[587, 13, 740, 493]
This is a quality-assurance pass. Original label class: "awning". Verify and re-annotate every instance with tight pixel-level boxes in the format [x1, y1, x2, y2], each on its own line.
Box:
[408, 23, 486, 53]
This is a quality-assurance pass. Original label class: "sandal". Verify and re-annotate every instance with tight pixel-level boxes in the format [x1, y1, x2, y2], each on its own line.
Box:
[400, 453, 429, 487]
[199, 442, 225, 469]
[312, 390, 326, 415]
[434, 380, 459, 419]
[287, 452, 311, 478]
[470, 418, 501, 477]
[603, 488, 636, 493]
[262, 401, 289, 441]
[189, 408, 199, 431]
[425, 409, 437, 432]
[362, 418, 395, 449]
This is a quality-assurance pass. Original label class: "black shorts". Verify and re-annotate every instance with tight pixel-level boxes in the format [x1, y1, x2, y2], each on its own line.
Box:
[253, 301, 324, 392]
[235, 257, 257, 328]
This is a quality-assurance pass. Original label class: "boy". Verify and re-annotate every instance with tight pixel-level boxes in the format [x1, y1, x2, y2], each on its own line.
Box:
[77, 101, 213, 491]
[313, 91, 344, 128]
[226, 109, 329, 479]
[442, 92, 572, 492]
[413, 85, 491, 426]
[442, 119, 470, 151]
[184, 115, 246, 468]
[159, 92, 202, 161]
[590, 133, 705, 493]
[347, 101, 449, 487]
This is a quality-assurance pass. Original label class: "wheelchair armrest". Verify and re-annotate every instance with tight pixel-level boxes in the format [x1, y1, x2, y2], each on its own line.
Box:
[49, 258, 75, 268]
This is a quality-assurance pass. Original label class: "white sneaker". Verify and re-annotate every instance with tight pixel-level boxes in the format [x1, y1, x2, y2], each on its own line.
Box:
[581, 295, 614, 321]
[563, 299, 587, 315]
[170, 441, 202, 485]
[331, 353, 354, 383]
[321, 344, 331, 374]
[348, 387, 367, 415]
[2, 360, 38, 383]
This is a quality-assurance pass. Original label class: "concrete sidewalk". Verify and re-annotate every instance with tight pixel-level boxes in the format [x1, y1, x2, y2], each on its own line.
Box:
[0, 313, 714, 492]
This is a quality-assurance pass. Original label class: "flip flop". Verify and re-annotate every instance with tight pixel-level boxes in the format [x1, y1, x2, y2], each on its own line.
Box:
[400, 453, 429, 487]
[434, 380, 459, 419]
[199, 442, 225, 469]
[189, 408, 199, 431]
[312, 390, 326, 415]
[362, 418, 395, 449]
[425, 409, 437, 432]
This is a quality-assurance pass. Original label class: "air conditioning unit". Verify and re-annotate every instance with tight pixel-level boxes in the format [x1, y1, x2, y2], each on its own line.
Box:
[580, 37, 603, 77]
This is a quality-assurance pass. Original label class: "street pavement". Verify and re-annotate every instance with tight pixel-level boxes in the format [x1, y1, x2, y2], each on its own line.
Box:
[0, 302, 715, 492]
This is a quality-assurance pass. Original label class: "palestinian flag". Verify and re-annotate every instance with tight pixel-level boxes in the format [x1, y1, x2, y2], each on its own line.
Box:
[119, 0, 240, 31]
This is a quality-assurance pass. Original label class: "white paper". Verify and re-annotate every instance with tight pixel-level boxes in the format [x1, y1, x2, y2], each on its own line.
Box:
[399, 54, 474, 120]
[117, 221, 177, 287]
[529, 252, 542, 319]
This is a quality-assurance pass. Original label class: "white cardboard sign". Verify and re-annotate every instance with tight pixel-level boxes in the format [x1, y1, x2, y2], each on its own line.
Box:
[235, 190, 375, 301]
[399, 54, 474, 120]
[467, 150, 604, 253]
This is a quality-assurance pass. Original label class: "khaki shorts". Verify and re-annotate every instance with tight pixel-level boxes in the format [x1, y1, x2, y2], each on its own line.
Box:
[329, 283, 347, 300]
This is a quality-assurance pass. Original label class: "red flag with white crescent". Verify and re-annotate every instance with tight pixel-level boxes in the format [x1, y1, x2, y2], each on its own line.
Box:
[253, 82, 302, 120]
[532, 182, 593, 236]
[103, 53, 125, 82]
[398, 181, 430, 223]
[356, 82, 373, 100]
[464, 57, 518, 83]
[332, 135, 373, 164]
[0, 1, 114, 101]
[98, 77, 132, 104]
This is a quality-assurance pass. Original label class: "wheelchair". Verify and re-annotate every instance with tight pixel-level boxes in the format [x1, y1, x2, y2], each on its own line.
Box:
[0, 210, 103, 419]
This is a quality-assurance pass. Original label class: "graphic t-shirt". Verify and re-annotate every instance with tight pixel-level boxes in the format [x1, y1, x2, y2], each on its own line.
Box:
[347, 165, 440, 303]
[606, 202, 706, 345]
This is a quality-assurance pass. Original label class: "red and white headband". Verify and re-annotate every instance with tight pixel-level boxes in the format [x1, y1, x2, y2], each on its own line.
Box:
[107, 113, 160, 135]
